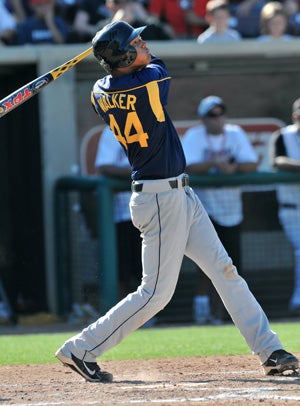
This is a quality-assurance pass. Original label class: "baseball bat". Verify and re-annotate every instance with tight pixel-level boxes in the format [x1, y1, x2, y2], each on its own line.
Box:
[0, 46, 93, 119]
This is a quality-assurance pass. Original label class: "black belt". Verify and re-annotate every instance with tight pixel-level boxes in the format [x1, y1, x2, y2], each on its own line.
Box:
[280, 203, 298, 209]
[131, 175, 189, 193]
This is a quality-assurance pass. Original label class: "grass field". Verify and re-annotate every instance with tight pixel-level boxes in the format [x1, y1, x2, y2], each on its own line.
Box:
[0, 321, 299, 366]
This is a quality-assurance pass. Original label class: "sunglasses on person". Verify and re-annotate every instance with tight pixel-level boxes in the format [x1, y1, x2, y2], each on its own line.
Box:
[205, 108, 226, 118]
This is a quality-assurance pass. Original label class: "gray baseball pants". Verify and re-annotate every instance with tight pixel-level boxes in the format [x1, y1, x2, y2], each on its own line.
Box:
[63, 174, 282, 364]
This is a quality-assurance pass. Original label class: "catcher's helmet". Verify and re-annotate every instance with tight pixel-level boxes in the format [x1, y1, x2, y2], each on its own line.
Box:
[92, 21, 146, 73]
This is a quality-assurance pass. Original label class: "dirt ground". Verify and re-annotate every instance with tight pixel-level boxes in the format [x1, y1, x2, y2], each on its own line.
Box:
[1, 354, 300, 405]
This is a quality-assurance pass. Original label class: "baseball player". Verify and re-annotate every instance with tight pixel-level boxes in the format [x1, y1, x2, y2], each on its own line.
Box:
[55, 20, 298, 381]
[182, 95, 259, 325]
[269, 98, 300, 316]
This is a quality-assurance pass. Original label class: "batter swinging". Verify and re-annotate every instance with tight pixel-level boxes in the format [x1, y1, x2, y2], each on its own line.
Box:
[55, 21, 298, 380]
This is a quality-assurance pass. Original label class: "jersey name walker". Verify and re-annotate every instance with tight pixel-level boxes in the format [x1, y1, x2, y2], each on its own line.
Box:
[91, 57, 186, 180]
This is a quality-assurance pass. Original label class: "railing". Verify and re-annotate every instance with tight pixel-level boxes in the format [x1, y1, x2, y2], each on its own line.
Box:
[54, 171, 300, 319]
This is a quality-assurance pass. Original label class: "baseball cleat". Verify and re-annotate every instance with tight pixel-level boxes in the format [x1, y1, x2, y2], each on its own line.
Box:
[55, 348, 113, 383]
[263, 349, 299, 375]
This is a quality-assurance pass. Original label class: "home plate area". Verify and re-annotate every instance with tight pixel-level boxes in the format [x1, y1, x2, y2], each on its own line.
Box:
[0, 355, 299, 405]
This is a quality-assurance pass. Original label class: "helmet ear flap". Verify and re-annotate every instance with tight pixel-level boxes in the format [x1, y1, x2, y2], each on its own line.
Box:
[117, 46, 137, 68]
[98, 47, 137, 72]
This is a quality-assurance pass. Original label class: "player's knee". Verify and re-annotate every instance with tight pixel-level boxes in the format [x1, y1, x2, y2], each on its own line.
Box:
[138, 285, 174, 311]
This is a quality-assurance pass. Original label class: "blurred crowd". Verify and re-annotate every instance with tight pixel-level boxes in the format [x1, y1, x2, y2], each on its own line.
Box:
[1, 0, 300, 46]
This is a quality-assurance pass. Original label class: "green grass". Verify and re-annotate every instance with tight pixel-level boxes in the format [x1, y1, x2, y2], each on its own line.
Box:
[0, 322, 299, 366]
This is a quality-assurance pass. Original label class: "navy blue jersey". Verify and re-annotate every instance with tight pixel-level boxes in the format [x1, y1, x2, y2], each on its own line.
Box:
[91, 57, 186, 180]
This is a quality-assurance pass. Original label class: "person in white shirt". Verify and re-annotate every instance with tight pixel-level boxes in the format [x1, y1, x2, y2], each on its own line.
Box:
[197, 0, 242, 44]
[182, 95, 258, 324]
[269, 98, 300, 316]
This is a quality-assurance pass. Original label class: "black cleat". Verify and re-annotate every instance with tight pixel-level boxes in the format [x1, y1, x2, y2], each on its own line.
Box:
[55, 348, 113, 383]
[263, 349, 299, 375]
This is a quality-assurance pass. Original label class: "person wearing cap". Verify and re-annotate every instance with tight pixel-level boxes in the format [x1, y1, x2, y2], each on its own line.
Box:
[269, 98, 300, 316]
[182, 95, 259, 325]
[55, 21, 298, 382]
[15, 0, 69, 44]
[197, 0, 242, 44]
[257, 1, 294, 42]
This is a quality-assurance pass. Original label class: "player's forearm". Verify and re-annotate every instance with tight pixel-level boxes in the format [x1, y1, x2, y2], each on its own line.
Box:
[237, 162, 258, 173]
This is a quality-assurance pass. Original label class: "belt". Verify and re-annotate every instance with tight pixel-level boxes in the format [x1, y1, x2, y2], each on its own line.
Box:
[280, 203, 298, 209]
[131, 174, 189, 193]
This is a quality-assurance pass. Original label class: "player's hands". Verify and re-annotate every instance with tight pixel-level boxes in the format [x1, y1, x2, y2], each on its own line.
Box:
[214, 158, 238, 174]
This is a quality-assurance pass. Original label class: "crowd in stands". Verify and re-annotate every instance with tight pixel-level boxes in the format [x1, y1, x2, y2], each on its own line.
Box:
[1, 0, 300, 45]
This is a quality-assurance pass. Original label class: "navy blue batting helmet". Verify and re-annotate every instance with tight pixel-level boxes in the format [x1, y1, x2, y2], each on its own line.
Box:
[92, 21, 146, 73]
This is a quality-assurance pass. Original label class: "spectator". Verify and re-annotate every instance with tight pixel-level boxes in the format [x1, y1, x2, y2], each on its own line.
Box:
[197, 0, 242, 43]
[269, 98, 300, 316]
[148, 0, 188, 38]
[234, 0, 268, 38]
[257, 1, 294, 40]
[94, 126, 142, 300]
[181, 95, 258, 324]
[0, 1, 17, 45]
[15, 0, 69, 44]
[232, 0, 300, 37]
[72, 0, 111, 42]
[107, 0, 173, 40]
